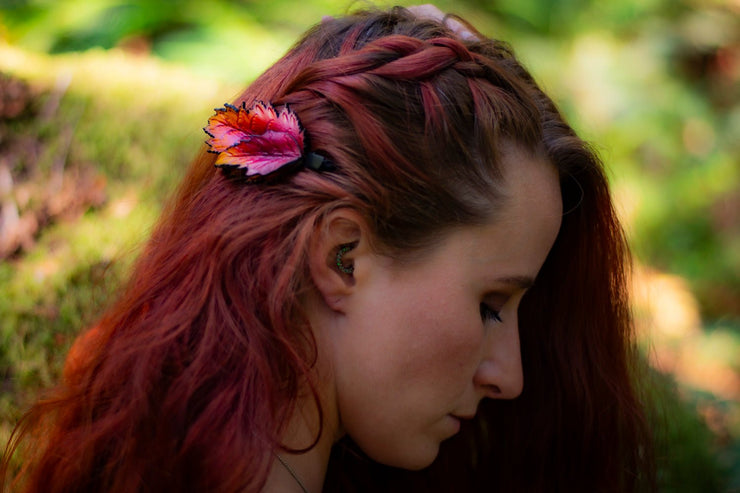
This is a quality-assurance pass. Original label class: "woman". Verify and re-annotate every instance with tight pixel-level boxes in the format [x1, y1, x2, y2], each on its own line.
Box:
[2, 6, 654, 492]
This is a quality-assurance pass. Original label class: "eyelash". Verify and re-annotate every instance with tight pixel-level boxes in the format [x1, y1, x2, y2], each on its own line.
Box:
[479, 303, 503, 323]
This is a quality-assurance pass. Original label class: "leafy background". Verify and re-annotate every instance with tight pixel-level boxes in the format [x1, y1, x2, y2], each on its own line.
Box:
[0, 0, 738, 490]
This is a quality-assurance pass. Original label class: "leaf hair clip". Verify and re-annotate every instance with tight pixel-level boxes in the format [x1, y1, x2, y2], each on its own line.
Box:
[204, 100, 332, 182]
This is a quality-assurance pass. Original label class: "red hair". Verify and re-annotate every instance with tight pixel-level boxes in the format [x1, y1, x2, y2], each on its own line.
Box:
[2, 7, 654, 492]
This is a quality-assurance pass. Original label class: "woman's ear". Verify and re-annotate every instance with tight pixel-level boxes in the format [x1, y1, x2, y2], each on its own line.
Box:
[308, 209, 369, 313]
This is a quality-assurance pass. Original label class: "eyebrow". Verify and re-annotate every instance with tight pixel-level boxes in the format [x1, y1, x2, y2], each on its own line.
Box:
[494, 275, 536, 290]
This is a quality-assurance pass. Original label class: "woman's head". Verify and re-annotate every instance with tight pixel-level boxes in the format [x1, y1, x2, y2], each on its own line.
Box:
[178, 7, 568, 466]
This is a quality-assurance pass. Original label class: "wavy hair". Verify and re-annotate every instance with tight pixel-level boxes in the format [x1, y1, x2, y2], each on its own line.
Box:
[2, 7, 654, 493]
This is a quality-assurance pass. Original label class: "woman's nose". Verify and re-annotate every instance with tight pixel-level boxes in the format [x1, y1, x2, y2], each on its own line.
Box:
[473, 320, 523, 399]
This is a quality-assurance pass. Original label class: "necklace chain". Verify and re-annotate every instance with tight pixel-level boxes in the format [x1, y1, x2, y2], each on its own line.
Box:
[275, 454, 310, 493]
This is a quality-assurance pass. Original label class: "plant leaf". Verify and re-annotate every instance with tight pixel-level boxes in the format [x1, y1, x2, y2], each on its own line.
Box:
[204, 101, 305, 179]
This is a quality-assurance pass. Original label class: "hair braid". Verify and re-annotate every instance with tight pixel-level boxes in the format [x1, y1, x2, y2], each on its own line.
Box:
[286, 35, 489, 89]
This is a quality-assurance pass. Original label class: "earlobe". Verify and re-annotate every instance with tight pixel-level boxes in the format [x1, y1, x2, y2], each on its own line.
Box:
[308, 211, 367, 312]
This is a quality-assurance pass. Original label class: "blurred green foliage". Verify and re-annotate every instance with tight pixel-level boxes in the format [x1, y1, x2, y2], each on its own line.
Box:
[0, 0, 738, 490]
[651, 371, 728, 492]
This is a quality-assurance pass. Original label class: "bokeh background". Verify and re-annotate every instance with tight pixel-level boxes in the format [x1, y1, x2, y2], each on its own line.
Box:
[0, 0, 738, 490]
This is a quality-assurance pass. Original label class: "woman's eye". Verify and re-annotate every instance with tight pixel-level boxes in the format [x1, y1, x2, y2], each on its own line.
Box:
[479, 303, 502, 323]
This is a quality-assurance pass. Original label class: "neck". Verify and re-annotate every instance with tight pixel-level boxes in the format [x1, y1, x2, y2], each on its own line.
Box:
[263, 364, 342, 493]
[264, 292, 344, 492]
[262, 401, 339, 493]
[264, 447, 329, 493]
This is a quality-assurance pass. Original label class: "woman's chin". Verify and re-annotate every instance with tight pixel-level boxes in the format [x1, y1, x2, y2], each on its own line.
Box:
[362, 441, 441, 472]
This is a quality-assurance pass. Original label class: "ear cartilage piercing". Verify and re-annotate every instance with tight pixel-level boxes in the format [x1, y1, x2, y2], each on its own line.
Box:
[336, 244, 355, 274]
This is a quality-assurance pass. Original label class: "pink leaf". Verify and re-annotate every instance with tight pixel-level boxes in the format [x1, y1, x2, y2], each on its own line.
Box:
[204, 101, 305, 180]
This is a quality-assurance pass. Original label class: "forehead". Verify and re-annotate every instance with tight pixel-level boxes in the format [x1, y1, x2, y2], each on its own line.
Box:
[397, 149, 563, 284]
[476, 148, 561, 271]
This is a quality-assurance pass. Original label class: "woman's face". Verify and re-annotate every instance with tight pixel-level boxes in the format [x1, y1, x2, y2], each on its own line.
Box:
[326, 148, 563, 470]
